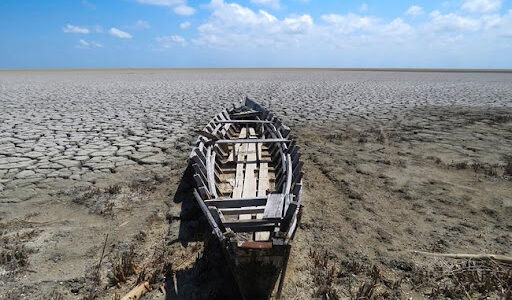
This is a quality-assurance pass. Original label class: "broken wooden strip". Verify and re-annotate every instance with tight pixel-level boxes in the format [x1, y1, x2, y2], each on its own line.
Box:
[245, 97, 267, 112]
[410, 251, 512, 265]
[193, 189, 223, 239]
[231, 110, 261, 119]
[220, 207, 266, 215]
[120, 281, 150, 300]
[205, 197, 267, 208]
[213, 138, 290, 145]
[263, 194, 284, 219]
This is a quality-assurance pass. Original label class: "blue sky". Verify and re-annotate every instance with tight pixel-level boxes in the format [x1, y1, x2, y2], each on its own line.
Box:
[0, 0, 511, 69]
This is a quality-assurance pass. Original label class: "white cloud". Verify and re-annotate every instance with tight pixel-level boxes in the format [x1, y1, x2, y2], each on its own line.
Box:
[174, 5, 196, 15]
[132, 20, 151, 30]
[250, 0, 280, 9]
[427, 11, 482, 32]
[156, 35, 187, 48]
[462, 0, 502, 13]
[77, 39, 103, 48]
[150, 0, 512, 68]
[136, 0, 195, 15]
[406, 5, 424, 16]
[109, 27, 133, 39]
[63, 24, 89, 34]
[321, 13, 380, 34]
[180, 21, 191, 29]
[136, 0, 183, 6]
[194, 0, 314, 49]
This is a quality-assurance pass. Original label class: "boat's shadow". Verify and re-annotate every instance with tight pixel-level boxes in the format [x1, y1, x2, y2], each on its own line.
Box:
[165, 164, 242, 299]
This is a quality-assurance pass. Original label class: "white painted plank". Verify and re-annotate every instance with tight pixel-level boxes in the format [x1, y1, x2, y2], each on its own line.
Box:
[232, 127, 247, 199]
[240, 127, 257, 222]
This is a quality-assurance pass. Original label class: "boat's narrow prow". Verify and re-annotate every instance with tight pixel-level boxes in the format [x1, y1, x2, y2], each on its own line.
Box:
[190, 97, 303, 299]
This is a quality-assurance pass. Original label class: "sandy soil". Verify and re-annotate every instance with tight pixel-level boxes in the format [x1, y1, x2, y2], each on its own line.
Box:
[0, 69, 511, 299]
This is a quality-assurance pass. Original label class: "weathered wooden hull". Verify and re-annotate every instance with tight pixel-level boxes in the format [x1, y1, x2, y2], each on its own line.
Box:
[190, 98, 302, 299]
[230, 244, 290, 300]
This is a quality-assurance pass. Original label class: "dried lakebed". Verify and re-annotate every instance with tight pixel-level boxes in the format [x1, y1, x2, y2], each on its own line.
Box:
[0, 69, 511, 299]
[1, 70, 511, 199]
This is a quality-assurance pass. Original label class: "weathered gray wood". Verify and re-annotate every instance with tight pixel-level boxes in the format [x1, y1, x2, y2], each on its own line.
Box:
[242, 130, 258, 199]
[230, 225, 277, 233]
[198, 130, 219, 141]
[292, 161, 304, 182]
[284, 154, 293, 194]
[205, 197, 267, 208]
[257, 144, 269, 197]
[245, 97, 267, 112]
[213, 138, 290, 145]
[280, 198, 298, 232]
[191, 156, 207, 180]
[206, 147, 218, 198]
[263, 194, 284, 219]
[223, 219, 279, 229]
[232, 127, 247, 199]
[240, 128, 258, 224]
[292, 182, 302, 197]
[193, 189, 223, 239]
[193, 173, 207, 188]
[217, 120, 272, 124]
[231, 110, 261, 119]
[197, 186, 211, 199]
[209, 207, 226, 231]
[220, 207, 265, 215]
[194, 148, 207, 166]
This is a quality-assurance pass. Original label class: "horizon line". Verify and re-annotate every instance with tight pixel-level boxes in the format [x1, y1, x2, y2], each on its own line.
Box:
[1, 67, 512, 73]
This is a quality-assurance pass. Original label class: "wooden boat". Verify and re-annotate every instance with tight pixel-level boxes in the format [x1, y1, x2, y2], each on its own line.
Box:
[190, 98, 303, 299]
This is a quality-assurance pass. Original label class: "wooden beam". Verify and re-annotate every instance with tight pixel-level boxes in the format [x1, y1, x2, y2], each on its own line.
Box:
[220, 207, 265, 215]
[217, 120, 272, 124]
[231, 225, 277, 233]
[241, 127, 258, 222]
[213, 138, 290, 145]
[280, 199, 298, 232]
[193, 189, 223, 239]
[232, 127, 247, 198]
[205, 197, 267, 208]
[223, 219, 279, 228]
[263, 194, 284, 219]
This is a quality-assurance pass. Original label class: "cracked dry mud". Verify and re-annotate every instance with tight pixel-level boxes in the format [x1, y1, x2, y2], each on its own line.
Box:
[0, 69, 511, 299]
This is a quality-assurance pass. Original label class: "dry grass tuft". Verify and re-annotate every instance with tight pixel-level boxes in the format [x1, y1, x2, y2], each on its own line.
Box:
[0, 245, 30, 269]
[110, 246, 137, 287]
[309, 248, 340, 300]
[411, 260, 512, 298]
[504, 156, 512, 177]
